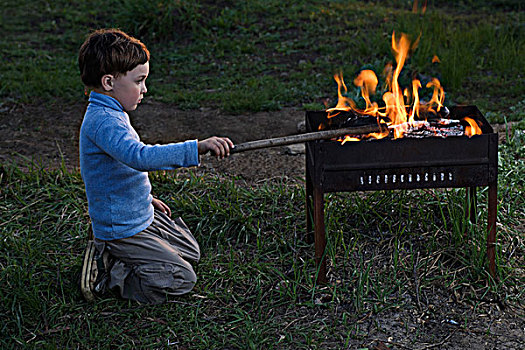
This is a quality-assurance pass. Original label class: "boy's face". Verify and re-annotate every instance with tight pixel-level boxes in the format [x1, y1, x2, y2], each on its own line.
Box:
[103, 62, 149, 111]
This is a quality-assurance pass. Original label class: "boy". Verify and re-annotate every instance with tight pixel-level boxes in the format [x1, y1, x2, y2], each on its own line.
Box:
[78, 28, 233, 304]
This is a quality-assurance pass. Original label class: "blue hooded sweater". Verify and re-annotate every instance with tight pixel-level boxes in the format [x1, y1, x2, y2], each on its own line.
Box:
[79, 92, 199, 240]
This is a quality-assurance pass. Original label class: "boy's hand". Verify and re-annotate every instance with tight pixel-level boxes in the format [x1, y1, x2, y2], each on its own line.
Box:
[152, 197, 171, 217]
[198, 137, 234, 159]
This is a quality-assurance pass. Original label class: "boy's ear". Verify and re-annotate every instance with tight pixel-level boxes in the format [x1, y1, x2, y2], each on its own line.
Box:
[101, 74, 114, 91]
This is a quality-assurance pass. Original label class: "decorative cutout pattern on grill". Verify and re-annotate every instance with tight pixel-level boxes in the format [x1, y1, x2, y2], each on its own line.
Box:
[359, 171, 454, 185]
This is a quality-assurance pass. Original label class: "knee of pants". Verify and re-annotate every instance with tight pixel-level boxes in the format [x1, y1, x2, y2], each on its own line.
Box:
[192, 246, 201, 263]
[181, 264, 197, 285]
[136, 262, 197, 293]
[186, 271, 197, 290]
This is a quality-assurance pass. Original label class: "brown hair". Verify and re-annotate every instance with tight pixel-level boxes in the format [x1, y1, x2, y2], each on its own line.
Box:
[78, 29, 150, 88]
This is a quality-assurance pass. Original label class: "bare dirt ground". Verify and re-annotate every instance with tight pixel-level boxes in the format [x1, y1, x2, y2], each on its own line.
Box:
[0, 100, 306, 183]
[0, 101, 523, 349]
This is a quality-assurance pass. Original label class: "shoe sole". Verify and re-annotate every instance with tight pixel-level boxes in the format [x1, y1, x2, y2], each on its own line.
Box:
[81, 240, 96, 302]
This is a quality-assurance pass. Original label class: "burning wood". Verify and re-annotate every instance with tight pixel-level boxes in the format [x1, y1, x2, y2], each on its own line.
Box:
[232, 30, 483, 155]
[319, 106, 478, 142]
[326, 31, 483, 141]
[232, 108, 480, 154]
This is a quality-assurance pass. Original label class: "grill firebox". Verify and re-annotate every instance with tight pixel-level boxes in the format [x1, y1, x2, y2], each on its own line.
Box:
[305, 106, 498, 282]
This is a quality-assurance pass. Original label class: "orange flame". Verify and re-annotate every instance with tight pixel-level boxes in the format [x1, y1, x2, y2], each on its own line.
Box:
[328, 30, 451, 140]
[366, 130, 390, 140]
[410, 79, 422, 123]
[464, 117, 482, 137]
[424, 78, 445, 116]
[432, 55, 440, 63]
[340, 136, 360, 144]
[326, 72, 356, 118]
[353, 70, 379, 115]
[389, 31, 420, 137]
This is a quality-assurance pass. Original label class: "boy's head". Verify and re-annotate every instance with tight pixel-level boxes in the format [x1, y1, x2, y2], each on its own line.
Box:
[78, 29, 150, 90]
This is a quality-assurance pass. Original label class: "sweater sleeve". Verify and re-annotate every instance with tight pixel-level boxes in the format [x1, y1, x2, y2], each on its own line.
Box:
[93, 114, 199, 171]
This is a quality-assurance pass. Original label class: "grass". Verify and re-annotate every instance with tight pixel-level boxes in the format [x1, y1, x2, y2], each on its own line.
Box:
[1, 128, 523, 348]
[1, 0, 524, 348]
[1, 0, 524, 120]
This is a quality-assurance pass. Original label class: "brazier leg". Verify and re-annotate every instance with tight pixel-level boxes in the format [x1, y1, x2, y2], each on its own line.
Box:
[313, 187, 327, 284]
[487, 182, 497, 278]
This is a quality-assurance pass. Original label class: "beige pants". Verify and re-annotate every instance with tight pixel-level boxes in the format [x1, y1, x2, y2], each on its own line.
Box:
[95, 210, 200, 304]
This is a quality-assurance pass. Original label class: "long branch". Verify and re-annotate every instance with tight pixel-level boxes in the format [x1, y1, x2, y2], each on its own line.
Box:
[231, 124, 382, 153]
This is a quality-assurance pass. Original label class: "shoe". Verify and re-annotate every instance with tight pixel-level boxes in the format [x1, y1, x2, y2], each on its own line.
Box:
[81, 240, 110, 302]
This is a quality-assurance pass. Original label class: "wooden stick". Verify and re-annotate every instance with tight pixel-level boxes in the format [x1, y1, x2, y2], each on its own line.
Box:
[231, 124, 382, 154]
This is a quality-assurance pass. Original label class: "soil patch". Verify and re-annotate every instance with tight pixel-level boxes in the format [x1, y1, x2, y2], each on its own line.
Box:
[0, 100, 306, 183]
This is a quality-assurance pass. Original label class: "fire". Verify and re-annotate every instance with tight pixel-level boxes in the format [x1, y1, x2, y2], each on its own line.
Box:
[425, 78, 444, 115]
[410, 79, 421, 122]
[354, 70, 379, 115]
[326, 72, 357, 118]
[326, 31, 478, 140]
[464, 117, 482, 137]
[338, 130, 390, 144]
[340, 136, 360, 144]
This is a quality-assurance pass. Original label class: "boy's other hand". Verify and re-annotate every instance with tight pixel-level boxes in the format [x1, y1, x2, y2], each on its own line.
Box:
[152, 197, 172, 217]
[198, 137, 234, 159]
